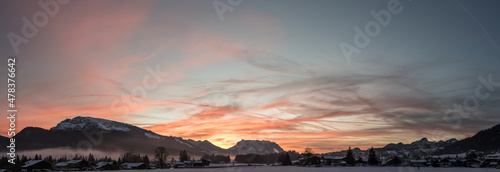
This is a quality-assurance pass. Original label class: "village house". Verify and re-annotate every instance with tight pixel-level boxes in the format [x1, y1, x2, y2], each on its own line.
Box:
[149, 162, 171, 169]
[184, 161, 193, 168]
[355, 157, 368, 166]
[54, 162, 68, 171]
[483, 154, 500, 168]
[68, 159, 92, 171]
[21, 160, 52, 172]
[201, 159, 211, 166]
[193, 160, 204, 168]
[467, 159, 481, 168]
[304, 155, 322, 166]
[96, 161, 117, 170]
[321, 156, 344, 166]
[121, 162, 147, 169]
[174, 161, 185, 168]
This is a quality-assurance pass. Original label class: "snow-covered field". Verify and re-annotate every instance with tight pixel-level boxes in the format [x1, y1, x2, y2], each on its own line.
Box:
[109, 166, 500, 172]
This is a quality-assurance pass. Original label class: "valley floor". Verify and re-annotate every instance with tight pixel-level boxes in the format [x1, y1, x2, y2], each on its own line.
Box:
[107, 166, 500, 172]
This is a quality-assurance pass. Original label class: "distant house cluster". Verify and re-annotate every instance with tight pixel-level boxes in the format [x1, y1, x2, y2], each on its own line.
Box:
[0, 150, 224, 172]
[20, 160, 51, 172]
[385, 150, 500, 168]
[55, 160, 95, 171]
[16, 159, 192, 171]
[419, 152, 500, 168]
[172, 159, 211, 168]
[297, 155, 365, 167]
[20, 159, 214, 171]
[4, 147, 500, 171]
[296, 149, 500, 169]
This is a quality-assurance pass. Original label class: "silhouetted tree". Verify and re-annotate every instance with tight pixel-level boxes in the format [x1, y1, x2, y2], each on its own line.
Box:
[154, 147, 168, 169]
[179, 150, 189, 162]
[120, 152, 143, 163]
[143, 155, 150, 167]
[0, 156, 8, 168]
[368, 147, 379, 165]
[58, 156, 68, 163]
[282, 153, 292, 165]
[20, 155, 27, 165]
[344, 147, 356, 166]
[15, 155, 20, 166]
[88, 153, 95, 163]
[303, 147, 314, 158]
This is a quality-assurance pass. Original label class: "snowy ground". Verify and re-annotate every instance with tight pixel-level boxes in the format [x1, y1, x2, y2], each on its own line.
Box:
[108, 166, 500, 172]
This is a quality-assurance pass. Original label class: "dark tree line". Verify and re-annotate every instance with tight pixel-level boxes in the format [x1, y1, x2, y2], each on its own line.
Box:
[234, 151, 298, 165]
[201, 153, 230, 163]
[118, 152, 149, 164]
[278, 153, 293, 165]
[344, 146, 356, 165]
[179, 150, 191, 162]
[0, 153, 114, 172]
[0, 147, 174, 171]
[299, 147, 380, 166]
[344, 146, 380, 166]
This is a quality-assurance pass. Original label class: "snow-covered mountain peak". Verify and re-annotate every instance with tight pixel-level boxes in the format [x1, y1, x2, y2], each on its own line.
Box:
[50, 116, 132, 132]
[228, 140, 284, 154]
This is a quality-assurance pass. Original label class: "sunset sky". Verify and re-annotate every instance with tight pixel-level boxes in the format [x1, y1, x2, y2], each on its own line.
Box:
[1, 0, 500, 153]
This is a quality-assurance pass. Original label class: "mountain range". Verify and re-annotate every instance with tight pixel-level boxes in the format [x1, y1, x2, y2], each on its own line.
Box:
[379, 125, 500, 155]
[1, 116, 499, 156]
[438, 124, 500, 154]
[383, 138, 458, 151]
[0, 116, 284, 156]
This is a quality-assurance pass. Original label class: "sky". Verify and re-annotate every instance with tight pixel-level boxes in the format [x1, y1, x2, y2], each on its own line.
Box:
[1, 0, 500, 153]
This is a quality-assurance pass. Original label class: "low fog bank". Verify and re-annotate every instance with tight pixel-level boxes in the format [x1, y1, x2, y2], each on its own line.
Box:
[3, 147, 123, 159]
